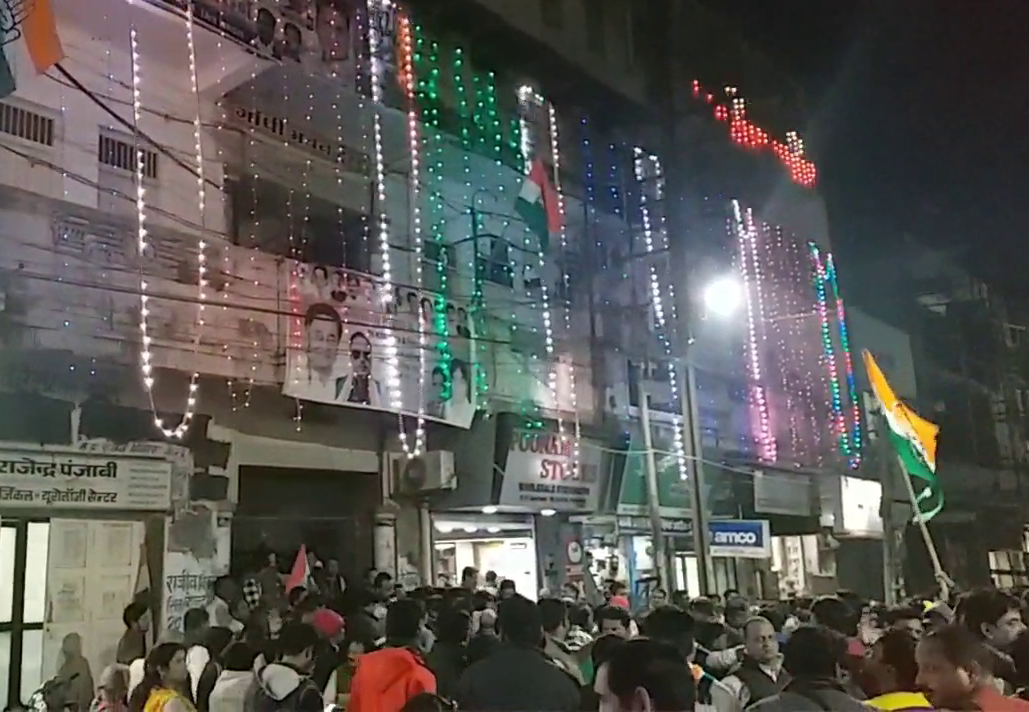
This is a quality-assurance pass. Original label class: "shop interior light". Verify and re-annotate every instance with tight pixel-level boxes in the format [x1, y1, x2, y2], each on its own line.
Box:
[481, 505, 498, 514]
[540, 508, 556, 517]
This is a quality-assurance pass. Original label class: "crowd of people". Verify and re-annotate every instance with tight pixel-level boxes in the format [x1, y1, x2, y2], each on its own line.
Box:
[30, 556, 1029, 711]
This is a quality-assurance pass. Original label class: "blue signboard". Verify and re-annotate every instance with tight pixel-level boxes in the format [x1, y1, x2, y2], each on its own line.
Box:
[708, 519, 771, 559]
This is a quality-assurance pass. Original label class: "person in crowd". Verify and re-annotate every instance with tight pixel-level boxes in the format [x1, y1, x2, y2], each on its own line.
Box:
[748, 625, 872, 712]
[347, 588, 387, 645]
[596, 605, 632, 639]
[498, 579, 517, 600]
[207, 642, 257, 712]
[194, 627, 233, 710]
[689, 597, 720, 624]
[881, 606, 923, 638]
[117, 602, 149, 665]
[309, 606, 347, 700]
[349, 599, 436, 711]
[246, 622, 325, 711]
[57, 632, 95, 712]
[539, 598, 586, 685]
[127, 642, 192, 712]
[811, 594, 866, 691]
[91, 663, 129, 712]
[958, 588, 1024, 689]
[333, 632, 378, 707]
[323, 558, 346, 606]
[206, 577, 244, 635]
[466, 607, 501, 664]
[483, 570, 499, 596]
[593, 638, 697, 712]
[922, 600, 954, 633]
[255, 550, 284, 612]
[425, 607, 470, 699]
[916, 623, 1029, 711]
[566, 604, 594, 657]
[581, 634, 624, 711]
[713, 616, 788, 712]
[460, 567, 478, 592]
[454, 594, 580, 711]
[862, 628, 933, 711]
[723, 599, 749, 646]
[182, 608, 211, 703]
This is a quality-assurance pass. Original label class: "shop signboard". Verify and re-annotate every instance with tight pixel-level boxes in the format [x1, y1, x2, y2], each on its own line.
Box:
[500, 431, 603, 512]
[617, 423, 692, 518]
[0, 447, 172, 511]
[708, 519, 771, 559]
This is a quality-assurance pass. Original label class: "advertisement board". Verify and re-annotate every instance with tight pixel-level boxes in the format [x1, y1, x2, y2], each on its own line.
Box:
[283, 262, 477, 428]
[708, 519, 772, 559]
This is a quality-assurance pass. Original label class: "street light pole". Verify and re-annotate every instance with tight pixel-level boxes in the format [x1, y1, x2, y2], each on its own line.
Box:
[682, 355, 714, 595]
[640, 384, 671, 592]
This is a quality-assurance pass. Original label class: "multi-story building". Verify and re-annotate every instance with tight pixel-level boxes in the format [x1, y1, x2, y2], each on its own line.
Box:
[0, 0, 863, 698]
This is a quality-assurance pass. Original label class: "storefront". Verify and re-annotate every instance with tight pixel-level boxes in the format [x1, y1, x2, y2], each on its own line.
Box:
[0, 444, 173, 708]
[430, 414, 612, 597]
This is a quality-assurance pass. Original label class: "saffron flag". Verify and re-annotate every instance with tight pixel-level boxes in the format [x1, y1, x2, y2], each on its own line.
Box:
[515, 158, 562, 251]
[0, 0, 65, 98]
[862, 349, 943, 521]
[286, 544, 311, 593]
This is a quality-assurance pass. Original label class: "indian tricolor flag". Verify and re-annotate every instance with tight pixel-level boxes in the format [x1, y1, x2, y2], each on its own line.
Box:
[863, 349, 944, 521]
[515, 158, 562, 251]
[0, 0, 64, 98]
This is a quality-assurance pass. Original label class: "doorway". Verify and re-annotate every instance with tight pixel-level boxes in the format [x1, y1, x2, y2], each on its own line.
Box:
[1, 519, 49, 708]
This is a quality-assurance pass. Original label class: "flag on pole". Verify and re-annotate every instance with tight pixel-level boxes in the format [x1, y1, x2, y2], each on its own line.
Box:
[515, 158, 562, 251]
[863, 349, 943, 521]
[286, 545, 311, 593]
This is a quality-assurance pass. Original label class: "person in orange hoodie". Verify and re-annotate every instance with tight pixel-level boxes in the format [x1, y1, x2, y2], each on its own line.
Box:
[349, 598, 436, 712]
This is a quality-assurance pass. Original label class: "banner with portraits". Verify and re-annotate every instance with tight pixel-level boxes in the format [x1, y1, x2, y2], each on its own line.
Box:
[283, 262, 477, 428]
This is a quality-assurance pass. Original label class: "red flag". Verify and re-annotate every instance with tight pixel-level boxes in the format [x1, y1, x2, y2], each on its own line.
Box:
[286, 545, 310, 593]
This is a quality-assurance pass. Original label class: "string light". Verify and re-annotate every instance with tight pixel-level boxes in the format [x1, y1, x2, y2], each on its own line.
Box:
[632, 148, 688, 482]
[732, 201, 776, 461]
[367, 0, 404, 423]
[695, 80, 816, 188]
[517, 86, 562, 437]
[398, 11, 426, 456]
[130, 19, 203, 440]
[811, 245, 863, 467]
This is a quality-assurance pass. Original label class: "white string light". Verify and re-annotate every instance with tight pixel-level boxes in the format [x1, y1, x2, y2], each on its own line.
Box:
[366, 0, 404, 420]
[545, 101, 580, 467]
[632, 148, 688, 482]
[517, 86, 561, 437]
[398, 11, 426, 456]
[130, 18, 205, 440]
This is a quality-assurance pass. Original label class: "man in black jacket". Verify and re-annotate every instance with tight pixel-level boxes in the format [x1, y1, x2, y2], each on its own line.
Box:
[246, 622, 325, 711]
[454, 595, 580, 711]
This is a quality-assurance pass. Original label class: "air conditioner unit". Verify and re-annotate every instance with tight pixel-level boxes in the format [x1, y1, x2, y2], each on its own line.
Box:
[389, 450, 456, 495]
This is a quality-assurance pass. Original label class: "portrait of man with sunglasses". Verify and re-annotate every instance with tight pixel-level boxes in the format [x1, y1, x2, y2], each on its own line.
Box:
[334, 331, 383, 406]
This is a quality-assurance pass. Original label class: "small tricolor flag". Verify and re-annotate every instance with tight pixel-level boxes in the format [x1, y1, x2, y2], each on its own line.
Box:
[286, 544, 311, 593]
[863, 349, 943, 521]
[515, 158, 562, 252]
[0, 0, 65, 99]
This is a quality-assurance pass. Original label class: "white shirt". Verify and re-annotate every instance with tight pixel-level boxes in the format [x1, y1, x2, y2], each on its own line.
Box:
[285, 353, 350, 403]
[713, 663, 782, 712]
[206, 596, 244, 634]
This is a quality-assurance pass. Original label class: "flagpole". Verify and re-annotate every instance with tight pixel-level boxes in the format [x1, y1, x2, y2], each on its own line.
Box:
[896, 453, 952, 601]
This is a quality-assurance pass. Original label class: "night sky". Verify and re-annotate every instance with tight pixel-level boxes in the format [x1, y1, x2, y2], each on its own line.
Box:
[701, 0, 1029, 294]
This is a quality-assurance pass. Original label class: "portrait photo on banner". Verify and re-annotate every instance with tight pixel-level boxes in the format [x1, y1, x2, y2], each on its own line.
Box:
[283, 262, 477, 428]
[251, 0, 399, 100]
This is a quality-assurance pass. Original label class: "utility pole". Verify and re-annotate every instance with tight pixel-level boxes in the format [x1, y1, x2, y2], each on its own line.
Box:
[683, 358, 714, 595]
[640, 385, 671, 592]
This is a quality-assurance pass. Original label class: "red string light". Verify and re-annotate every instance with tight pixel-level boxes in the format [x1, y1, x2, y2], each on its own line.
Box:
[694, 80, 817, 188]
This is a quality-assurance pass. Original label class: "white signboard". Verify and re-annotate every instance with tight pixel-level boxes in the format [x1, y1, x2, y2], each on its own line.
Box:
[162, 504, 231, 633]
[0, 447, 172, 511]
[500, 432, 603, 512]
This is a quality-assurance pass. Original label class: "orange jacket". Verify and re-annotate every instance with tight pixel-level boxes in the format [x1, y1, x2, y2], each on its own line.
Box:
[348, 646, 436, 712]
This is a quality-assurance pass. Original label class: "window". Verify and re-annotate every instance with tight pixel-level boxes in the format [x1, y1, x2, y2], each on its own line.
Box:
[0, 101, 55, 147]
[540, 0, 563, 29]
[99, 132, 158, 180]
[477, 236, 514, 288]
[583, 0, 606, 55]
[227, 175, 371, 273]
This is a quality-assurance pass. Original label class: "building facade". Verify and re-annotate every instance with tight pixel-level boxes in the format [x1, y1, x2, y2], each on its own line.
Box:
[0, 0, 866, 700]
